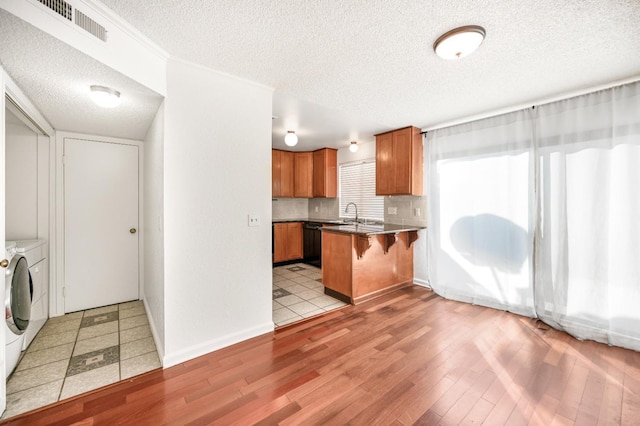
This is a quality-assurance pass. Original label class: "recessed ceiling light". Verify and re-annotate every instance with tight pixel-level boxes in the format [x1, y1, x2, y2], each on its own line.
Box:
[434, 25, 486, 60]
[90, 85, 121, 108]
[284, 130, 298, 146]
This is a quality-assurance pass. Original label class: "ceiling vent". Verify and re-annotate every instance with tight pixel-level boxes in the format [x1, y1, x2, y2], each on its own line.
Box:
[36, 0, 72, 21]
[75, 9, 108, 42]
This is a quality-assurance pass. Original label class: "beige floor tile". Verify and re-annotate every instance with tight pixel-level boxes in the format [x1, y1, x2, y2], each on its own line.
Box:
[73, 332, 119, 356]
[300, 280, 324, 290]
[279, 283, 308, 294]
[29, 330, 78, 352]
[121, 352, 161, 380]
[309, 295, 343, 309]
[7, 359, 68, 394]
[276, 295, 304, 306]
[301, 309, 325, 319]
[120, 325, 152, 344]
[296, 289, 323, 300]
[83, 305, 118, 317]
[60, 364, 120, 400]
[290, 276, 314, 284]
[276, 316, 303, 327]
[121, 337, 157, 360]
[119, 305, 146, 319]
[120, 314, 149, 331]
[272, 300, 283, 310]
[77, 321, 118, 341]
[289, 301, 322, 316]
[119, 300, 144, 311]
[17, 343, 74, 371]
[324, 301, 348, 311]
[44, 311, 84, 325]
[38, 319, 82, 337]
[1, 380, 63, 419]
[272, 307, 300, 324]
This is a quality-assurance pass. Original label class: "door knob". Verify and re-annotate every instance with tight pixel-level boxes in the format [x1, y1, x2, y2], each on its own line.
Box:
[0, 259, 8, 268]
[130, 228, 137, 234]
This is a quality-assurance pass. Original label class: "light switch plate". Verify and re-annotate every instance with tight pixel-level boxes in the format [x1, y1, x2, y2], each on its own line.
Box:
[248, 213, 260, 227]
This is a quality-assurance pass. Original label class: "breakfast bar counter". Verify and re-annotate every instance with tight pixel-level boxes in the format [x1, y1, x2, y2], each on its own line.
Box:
[321, 224, 423, 304]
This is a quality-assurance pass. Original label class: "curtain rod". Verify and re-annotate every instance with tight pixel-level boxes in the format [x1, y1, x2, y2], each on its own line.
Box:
[421, 75, 640, 133]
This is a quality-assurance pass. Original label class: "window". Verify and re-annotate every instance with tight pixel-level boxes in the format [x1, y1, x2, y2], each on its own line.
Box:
[339, 159, 384, 221]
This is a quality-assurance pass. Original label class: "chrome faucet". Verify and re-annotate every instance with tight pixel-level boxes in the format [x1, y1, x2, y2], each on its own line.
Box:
[345, 202, 358, 224]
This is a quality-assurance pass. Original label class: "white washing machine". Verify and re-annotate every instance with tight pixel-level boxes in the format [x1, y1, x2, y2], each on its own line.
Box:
[14, 240, 48, 350]
[4, 241, 32, 378]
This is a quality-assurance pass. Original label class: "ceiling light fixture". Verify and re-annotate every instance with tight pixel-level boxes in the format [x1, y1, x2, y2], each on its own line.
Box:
[349, 141, 358, 153]
[433, 25, 486, 60]
[284, 130, 298, 146]
[90, 85, 121, 108]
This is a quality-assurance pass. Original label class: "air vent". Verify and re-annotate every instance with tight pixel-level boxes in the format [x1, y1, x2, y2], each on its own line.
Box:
[75, 9, 108, 42]
[36, 0, 73, 21]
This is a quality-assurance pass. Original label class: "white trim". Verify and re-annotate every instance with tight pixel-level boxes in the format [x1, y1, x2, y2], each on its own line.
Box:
[0, 65, 7, 416]
[143, 298, 164, 366]
[413, 278, 431, 288]
[423, 75, 640, 132]
[53, 131, 144, 317]
[3, 71, 55, 136]
[163, 322, 275, 368]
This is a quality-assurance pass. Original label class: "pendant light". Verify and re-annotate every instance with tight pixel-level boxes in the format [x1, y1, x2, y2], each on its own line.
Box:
[434, 25, 486, 60]
[284, 130, 298, 147]
[349, 141, 358, 153]
[90, 85, 121, 108]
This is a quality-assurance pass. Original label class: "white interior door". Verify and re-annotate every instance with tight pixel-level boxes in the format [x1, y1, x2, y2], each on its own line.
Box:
[64, 138, 139, 312]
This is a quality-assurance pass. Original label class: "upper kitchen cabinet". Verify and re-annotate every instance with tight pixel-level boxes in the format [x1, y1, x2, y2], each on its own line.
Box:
[272, 149, 294, 197]
[313, 148, 337, 198]
[294, 152, 313, 198]
[375, 126, 423, 196]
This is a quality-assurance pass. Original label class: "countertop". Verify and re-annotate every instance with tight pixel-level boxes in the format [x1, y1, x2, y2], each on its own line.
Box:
[272, 219, 346, 224]
[321, 223, 425, 236]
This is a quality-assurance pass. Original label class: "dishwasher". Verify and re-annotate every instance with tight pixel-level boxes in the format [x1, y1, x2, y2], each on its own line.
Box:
[303, 222, 323, 268]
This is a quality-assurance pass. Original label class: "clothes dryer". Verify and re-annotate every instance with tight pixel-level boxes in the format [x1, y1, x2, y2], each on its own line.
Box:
[14, 239, 47, 349]
[4, 241, 32, 378]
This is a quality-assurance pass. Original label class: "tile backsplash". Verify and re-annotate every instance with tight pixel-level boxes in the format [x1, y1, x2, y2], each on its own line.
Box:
[384, 196, 427, 227]
[308, 198, 339, 221]
[272, 198, 309, 220]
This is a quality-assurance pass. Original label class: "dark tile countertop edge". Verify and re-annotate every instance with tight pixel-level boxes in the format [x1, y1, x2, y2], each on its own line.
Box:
[321, 224, 426, 236]
[272, 218, 346, 224]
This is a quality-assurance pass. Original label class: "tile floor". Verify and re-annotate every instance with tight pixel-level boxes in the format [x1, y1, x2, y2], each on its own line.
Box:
[273, 263, 348, 327]
[3, 300, 161, 419]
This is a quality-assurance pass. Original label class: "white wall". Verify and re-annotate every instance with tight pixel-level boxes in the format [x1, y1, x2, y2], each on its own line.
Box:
[5, 109, 38, 240]
[143, 102, 165, 359]
[162, 58, 273, 367]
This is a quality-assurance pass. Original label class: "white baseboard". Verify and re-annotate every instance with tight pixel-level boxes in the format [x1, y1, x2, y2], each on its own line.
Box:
[162, 322, 275, 368]
[143, 299, 165, 365]
[413, 278, 431, 288]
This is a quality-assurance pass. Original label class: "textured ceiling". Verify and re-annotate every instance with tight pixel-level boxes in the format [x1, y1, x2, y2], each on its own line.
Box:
[0, 10, 163, 140]
[2, 1, 640, 148]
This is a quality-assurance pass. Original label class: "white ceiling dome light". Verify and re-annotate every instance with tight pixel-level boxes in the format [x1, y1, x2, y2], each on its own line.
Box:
[284, 130, 298, 146]
[349, 141, 358, 152]
[90, 85, 121, 108]
[434, 25, 486, 60]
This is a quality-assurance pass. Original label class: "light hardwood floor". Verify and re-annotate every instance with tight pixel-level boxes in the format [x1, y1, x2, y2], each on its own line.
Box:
[3, 286, 639, 425]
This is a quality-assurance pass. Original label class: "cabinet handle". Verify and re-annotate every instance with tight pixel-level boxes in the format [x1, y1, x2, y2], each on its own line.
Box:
[0, 259, 8, 268]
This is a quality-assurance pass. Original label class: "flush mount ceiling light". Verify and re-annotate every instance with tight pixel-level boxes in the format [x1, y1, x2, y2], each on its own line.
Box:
[284, 130, 298, 146]
[90, 85, 121, 108]
[433, 25, 486, 60]
[349, 141, 359, 153]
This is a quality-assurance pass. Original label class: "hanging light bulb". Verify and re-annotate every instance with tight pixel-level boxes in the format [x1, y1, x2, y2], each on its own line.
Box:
[349, 141, 358, 152]
[284, 130, 298, 146]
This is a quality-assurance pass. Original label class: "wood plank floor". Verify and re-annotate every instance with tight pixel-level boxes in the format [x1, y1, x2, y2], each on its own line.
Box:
[3, 286, 639, 425]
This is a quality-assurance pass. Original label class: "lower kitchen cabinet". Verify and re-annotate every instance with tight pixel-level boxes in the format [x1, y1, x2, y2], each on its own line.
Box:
[273, 222, 303, 263]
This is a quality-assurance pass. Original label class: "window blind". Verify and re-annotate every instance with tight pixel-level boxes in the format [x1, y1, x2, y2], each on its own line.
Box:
[339, 159, 384, 221]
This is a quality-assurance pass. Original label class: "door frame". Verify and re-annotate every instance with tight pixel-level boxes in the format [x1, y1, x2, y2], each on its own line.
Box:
[55, 132, 144, 316]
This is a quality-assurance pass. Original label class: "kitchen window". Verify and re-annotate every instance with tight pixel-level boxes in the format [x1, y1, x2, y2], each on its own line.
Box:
[339, 159, 384, 221]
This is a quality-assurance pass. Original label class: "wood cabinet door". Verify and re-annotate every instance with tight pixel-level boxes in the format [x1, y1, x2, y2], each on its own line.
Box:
[313, 148, 337, 197]
[273, 223, 288, 262]
[280, 151, 294, 197]
[294, 152, 313, 197]
[287, 222, 303, 260]
[272, 150, 281, 197]
[376, 132, 394, 195]
[393, 127, 413, 194]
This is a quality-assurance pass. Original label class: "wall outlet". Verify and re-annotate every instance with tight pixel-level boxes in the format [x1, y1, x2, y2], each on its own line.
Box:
[315, 206, 319, 213]
[388, 207, 398, 215]
[248, 213, 260, 227]
[414, 208, 421, 217]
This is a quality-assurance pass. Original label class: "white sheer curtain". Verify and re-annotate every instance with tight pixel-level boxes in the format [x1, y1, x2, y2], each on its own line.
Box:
[535, 83, 640, 350]
[427, 81, 640, 351]
[427, 110, 536, 317]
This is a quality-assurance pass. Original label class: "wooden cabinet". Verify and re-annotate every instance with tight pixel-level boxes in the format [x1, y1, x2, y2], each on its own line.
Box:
[375, 126, 423, 196]
[294, 152, 313, 197]
[272, 149, 294, 198]
[313, 148, 337, 198]
[273, 222, 303, 263]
